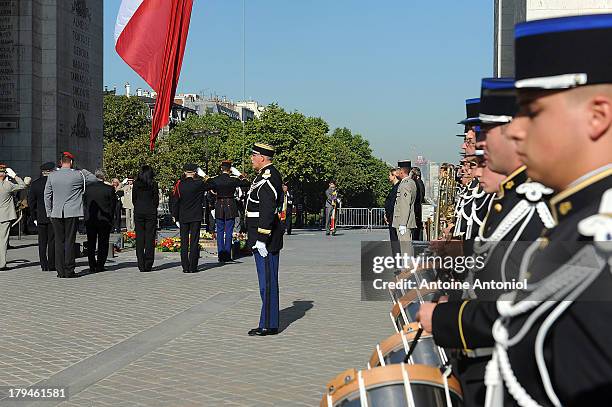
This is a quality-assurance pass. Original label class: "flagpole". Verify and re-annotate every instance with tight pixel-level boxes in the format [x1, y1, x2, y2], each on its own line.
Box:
[241, 0, 246, 173]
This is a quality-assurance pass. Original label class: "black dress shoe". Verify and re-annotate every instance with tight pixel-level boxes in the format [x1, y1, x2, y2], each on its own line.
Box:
[182, 269, 191, 273]
[248, 328, 279, 336]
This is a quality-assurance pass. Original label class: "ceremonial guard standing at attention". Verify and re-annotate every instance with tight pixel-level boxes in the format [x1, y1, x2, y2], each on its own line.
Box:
[455, 98, 494, 241]
[0, 164, 26, 271]
[246, 143, 284, 336]
[28, 162, 57, 271]
[280, 183, 293, 235]
[421, 15, 612, 406]
[204, 160, 250, 262]
[418, 77, 555, 407]
[171, 164, 208, 273]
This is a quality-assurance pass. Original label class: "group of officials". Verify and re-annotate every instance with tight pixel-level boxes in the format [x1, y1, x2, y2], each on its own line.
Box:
[410, 14, 612, 407]
[0, 143, 286, 337]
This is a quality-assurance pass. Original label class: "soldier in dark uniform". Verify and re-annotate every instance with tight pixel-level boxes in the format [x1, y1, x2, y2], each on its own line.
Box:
[171, 164, 208, 273]
[280, 183, 293, 235]
[28, 162, 56, 271]
[423, 16, 612, 405]
[419, 77, 555, 407]
[204, 160, 250, 262]
[246, 143, 284, 336]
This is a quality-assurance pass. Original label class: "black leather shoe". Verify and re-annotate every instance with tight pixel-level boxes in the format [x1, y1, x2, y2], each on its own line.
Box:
[248, 328, 278, 336]
[182, 269, 191, 273]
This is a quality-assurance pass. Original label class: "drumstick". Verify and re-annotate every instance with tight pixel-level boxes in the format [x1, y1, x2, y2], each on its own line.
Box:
[403, 325, 424, 363]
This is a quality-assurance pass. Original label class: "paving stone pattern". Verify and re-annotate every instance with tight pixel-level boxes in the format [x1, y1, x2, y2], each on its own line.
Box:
[0, 229, 392, 406]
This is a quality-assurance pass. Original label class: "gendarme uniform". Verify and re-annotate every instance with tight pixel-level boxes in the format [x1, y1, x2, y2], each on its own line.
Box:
[432, 78, 556, 407]
[246, 143, 284, 335]
[455, 98, 494, 241]
[478, 16, 612, 406]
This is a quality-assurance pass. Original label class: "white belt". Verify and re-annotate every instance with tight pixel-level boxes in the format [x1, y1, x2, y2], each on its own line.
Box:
[246, 211, 259, 218]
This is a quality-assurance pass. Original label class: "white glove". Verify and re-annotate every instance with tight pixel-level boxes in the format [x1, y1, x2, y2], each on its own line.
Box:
[175, 221, 180, 228]
[34, 220, 38, 226]
[6, 168, 16, 178]
[230, 166, 241, 176]
[196, 167, 207, 178]
[399, 225, 407, 236]
[121, 178, 128, 185]
[253, 240, 268, 257]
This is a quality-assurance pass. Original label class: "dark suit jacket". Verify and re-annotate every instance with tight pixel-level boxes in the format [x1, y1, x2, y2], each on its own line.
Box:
[413, 177, 425, 228]
[171, 177, 208, 223]
[28, 176, 50, 224]
[83, 181, 116, 223]
[132, 181, 159, 216]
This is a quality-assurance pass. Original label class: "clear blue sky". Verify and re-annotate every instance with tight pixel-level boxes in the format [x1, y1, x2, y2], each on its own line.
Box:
[104, 1, 494, 164]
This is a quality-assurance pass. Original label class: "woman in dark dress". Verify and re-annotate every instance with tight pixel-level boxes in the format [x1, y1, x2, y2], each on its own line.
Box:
[132, 166, 159, 272]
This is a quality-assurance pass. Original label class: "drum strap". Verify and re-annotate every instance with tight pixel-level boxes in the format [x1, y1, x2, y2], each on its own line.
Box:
[389, 311, 400, 333]
[357, 370, 368, 407]
[400, 363, 416, 407]
[400, 331, 410, 357]
[398, 301, 410, 326]
[441, 364, 454, 407]
[376, 344, 386, 367]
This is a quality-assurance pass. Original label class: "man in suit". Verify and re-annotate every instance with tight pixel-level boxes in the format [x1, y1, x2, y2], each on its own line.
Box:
[28, 162, 57, 271]
[204, 160, 250, 262]
[392, 160, 417, 251]
[84, 170, 116, 273]
[44, 152, 98, 278]
[246, 142, 284, 336]
[0, 164, 26, 271]
[410, 167, 426, 240]
[171, 164, 208, 273]
[384, 168, 400, 255]
[281, 183, 293, 235]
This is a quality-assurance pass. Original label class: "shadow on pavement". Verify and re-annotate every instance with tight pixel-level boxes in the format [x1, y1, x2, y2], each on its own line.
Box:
[279, 300, 314, 333]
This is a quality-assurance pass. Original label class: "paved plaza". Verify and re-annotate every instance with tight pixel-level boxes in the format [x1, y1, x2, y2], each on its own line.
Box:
[0, 229, 392, 406]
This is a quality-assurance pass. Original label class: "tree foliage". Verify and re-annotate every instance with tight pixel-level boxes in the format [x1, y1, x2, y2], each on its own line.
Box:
[103, 95, 150, 143]
[103, 102, 390, 209]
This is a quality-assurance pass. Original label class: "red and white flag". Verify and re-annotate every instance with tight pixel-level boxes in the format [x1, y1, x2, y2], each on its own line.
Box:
[115, 0, 194, 149]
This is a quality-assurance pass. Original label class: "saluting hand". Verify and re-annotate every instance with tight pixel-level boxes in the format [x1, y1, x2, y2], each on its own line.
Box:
[6, 168, 16, 178]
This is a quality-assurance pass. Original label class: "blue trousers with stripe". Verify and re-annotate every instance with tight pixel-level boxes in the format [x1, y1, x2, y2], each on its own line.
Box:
[215, 218, 235, 259]
[253, 250, 280, 329]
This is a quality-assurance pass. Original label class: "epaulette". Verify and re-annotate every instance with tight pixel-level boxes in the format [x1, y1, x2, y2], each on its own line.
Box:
[262, 169, 271, 179]
[578, 188, 612, 254]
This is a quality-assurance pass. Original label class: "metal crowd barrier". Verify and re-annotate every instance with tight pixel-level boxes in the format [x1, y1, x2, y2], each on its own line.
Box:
[335, 208, 388, 231]
[335, 205, 433, 231]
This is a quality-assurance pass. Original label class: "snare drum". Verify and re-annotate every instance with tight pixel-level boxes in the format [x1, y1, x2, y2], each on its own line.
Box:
[369, 322, 447, 368]
[391, 265, 438, 300]
[321, 364, 463, 407]
[390, 288, 438, 331]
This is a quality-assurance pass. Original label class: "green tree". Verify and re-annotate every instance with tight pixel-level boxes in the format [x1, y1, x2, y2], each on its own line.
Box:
[103, 95, 150, 143]
[102, 102, 391, 208]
